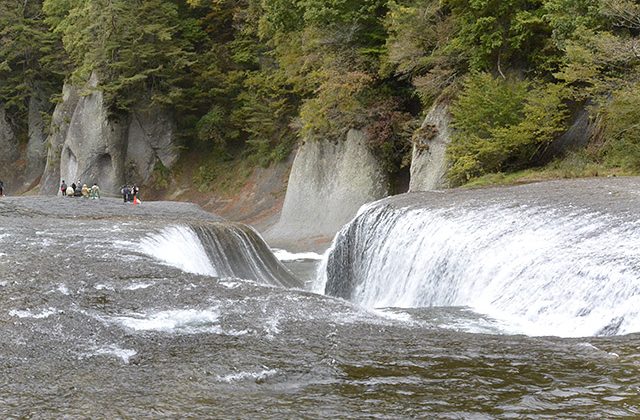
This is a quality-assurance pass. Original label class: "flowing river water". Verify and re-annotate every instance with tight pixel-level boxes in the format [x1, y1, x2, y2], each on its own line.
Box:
[1, 179, 640, 418]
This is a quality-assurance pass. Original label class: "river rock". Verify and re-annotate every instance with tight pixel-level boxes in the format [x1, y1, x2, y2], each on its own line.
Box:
[266, 129, 389, 246]
[409, 101, 452, 191]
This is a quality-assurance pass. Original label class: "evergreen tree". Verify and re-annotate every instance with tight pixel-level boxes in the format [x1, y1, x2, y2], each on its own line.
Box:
[44, 0, 198, 113]
[0, 0, 65, 134]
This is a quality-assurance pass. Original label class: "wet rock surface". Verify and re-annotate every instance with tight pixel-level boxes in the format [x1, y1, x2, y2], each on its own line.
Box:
[0, 196, 223, 222]
[1, 189, 640, 417]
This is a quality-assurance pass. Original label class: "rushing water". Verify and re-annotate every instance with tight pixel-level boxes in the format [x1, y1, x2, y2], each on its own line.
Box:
[1, 183, 640, 418]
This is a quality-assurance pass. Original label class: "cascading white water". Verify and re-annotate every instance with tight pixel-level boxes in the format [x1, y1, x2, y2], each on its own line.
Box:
[137, 225, 217, 276]
[320, 202, 640, 337]
[134, 224, 300, 288]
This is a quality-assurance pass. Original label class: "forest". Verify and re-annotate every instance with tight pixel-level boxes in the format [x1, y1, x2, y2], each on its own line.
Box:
[1, 0, 639, 188]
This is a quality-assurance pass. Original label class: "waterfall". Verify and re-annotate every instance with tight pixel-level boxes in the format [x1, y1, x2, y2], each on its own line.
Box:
[320, 198, 640, 337]
[138, 223, 301, 288]
[138, 225, 216, 276]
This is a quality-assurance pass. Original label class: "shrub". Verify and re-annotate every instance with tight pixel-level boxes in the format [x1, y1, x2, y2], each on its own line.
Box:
[447, 72, 569, 185]
[600, 83, 640, 170]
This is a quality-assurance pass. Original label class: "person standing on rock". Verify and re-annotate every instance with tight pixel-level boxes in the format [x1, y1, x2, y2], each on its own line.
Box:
[60, 180, 67, 196]
[122, 185, 130, 203]
[90, 183, 100, 199]
[74, 182, 82, 197]
[81, 184, 90, 198]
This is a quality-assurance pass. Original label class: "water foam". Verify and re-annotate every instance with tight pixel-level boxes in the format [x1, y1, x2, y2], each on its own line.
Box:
[9, 308, 60, 319]
[90, 345, 138, 364]
[215, 369, 278, 383]
[321, 203, 640, 337]
[272, 249, 324, 261]
[113, 308, 221, 333]
[124, 282, 154, 290]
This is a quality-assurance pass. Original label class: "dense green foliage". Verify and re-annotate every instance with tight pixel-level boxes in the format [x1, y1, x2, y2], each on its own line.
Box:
[447, 74, 569, 185]
[0, 0, 639, 186]
[0, 0, 65, 139]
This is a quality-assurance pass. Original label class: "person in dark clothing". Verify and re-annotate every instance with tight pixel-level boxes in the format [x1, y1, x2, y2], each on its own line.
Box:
[0, 180, 4, 197]
[60, 180, 67, 196]
[74, 183, 82, 197]
[122, 185, 130, 203]
[71, 182, 76, 191]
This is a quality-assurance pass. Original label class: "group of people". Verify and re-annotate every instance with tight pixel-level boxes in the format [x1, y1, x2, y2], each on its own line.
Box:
[121, 184, 140, 204]
[60, 180, 142, 203]
[60, 180, 100, 199]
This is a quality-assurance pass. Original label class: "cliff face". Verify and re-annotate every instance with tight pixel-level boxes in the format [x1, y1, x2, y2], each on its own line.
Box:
[40, 83, 81, 195]
[126, 107, 178, 184]
[0, 105, 19, 187]
[40, 74, 178, 195]
[58, 74, 127, 194]
[24, 92, 50, 189]
[265, 129, 389, 247]
[409, 101, 452, 192]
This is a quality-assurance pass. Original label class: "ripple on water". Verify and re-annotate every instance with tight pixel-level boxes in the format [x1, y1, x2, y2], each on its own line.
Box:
[9, 308, 60, 319]
[85, 345, 138, 364]
[215, 369, 279, 384]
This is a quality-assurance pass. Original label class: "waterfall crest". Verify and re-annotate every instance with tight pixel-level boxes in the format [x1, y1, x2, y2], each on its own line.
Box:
[321, 181, 640, 337]
[139, 223, 301, 288]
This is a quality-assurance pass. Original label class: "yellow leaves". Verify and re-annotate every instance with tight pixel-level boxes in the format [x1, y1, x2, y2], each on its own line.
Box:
[299, 68, 375, 139]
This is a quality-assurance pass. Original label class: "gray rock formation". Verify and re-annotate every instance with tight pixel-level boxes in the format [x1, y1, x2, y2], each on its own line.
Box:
[24, 92, 50, 189]
[266, 129, 389, 247]
[126, 107, 178, 182]
[40, 83, 80, 195]
[409, 101, 452, 192]
[541, 106, 595, 160]
[59, 73, 127, 194]
[41, 74, 177, 195]
[0, 105, 19, 184]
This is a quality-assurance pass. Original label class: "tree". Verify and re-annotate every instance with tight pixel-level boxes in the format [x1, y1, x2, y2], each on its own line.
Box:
[44, 0, 198, 113]
[0, 0, 65, 134]
[444, 0, 554, 76]
[447, 72, 568, 185]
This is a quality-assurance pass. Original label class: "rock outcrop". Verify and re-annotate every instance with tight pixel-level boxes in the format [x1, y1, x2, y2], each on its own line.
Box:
[0, 105, 19, 186]
[40, 74, 178, 195]
[409, 101, 452, 192]
[541, 106, 595, 161]
[266, 129, 389, 247]
[24, 92, 51, 190]
[40, 83, 80, 195]
[125, 107, 178, 183]
[58, 74, 127, 194]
